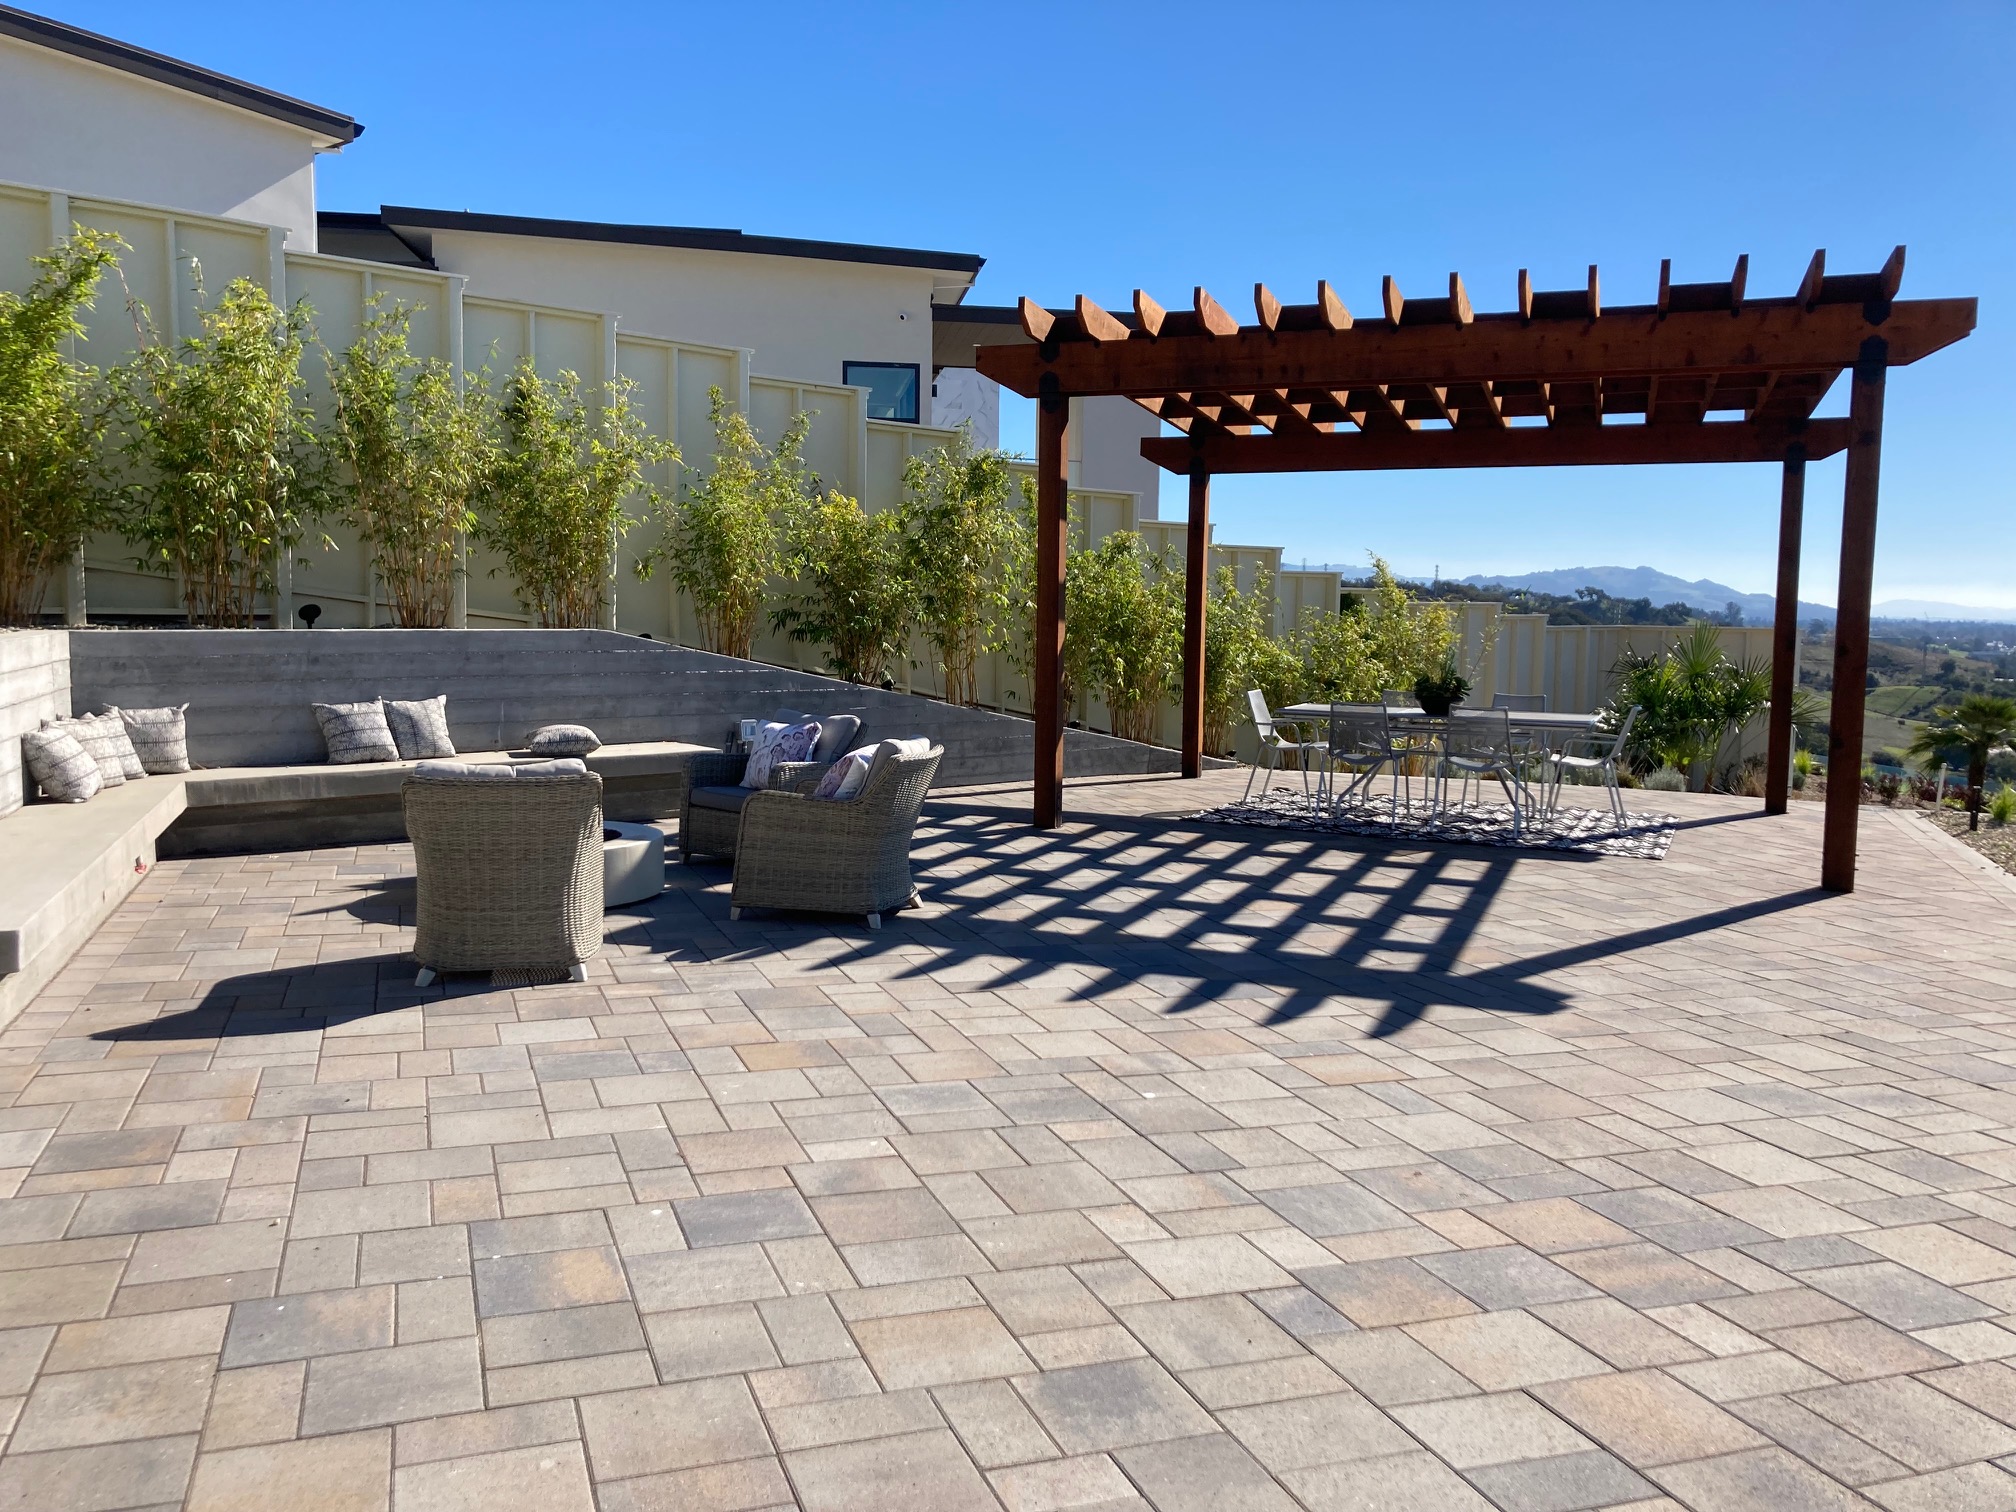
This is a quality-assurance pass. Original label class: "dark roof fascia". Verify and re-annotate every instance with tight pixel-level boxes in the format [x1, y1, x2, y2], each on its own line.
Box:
[316, 211, 436, 268]
[378, 205, 984, 276]
[935, 302, 1142, 330]
[0, 3, 361, 142]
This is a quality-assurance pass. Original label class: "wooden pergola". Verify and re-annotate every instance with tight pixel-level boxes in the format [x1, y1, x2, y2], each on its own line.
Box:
[975, 251, 1975, 892]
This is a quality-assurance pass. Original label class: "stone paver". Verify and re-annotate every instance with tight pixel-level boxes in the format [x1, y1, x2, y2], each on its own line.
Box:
[0, 773, 2012, 1509]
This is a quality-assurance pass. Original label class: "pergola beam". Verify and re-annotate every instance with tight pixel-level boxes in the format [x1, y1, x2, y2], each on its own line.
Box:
[1140, 418, 1854, 474]
[977, 298, 1975, 399]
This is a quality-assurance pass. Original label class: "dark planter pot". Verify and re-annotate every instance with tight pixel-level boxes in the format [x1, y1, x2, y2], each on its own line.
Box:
[1415, 688, 1461, 717]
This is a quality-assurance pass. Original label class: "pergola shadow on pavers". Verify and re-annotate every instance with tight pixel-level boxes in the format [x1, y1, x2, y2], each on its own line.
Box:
[975, 253, 1978, 893]
[3, 776, 2016, 1510]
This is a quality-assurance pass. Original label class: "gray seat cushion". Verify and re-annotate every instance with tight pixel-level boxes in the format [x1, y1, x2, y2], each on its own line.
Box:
[813, 714, 861, 764]
[689, 784, 755, 814]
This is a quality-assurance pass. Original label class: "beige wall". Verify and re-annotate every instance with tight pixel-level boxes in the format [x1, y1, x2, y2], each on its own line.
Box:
[416, 229, 945, 396]
[0, 37, 328, 250]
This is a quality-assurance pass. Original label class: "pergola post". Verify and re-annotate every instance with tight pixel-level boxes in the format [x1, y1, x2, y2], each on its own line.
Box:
[1032, 383, 1069, 829]
[1764, 442, 1807, 815]
[1821, 337, 1888, 893]
[1181, 465, 1209, 778]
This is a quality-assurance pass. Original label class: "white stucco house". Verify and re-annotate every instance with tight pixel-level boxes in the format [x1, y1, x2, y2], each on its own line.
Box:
[0, 4, 359, 249]
[0, 0, 1196, 642]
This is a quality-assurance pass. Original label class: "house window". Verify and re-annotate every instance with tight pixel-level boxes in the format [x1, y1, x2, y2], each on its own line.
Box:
[843, 361, 920, 423]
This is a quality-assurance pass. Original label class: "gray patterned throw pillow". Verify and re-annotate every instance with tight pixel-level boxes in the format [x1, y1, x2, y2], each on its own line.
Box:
[385, 696, 455, 759]
[98, 713, 147, 780]
[314, 699, 400, 764]
[22, 724, 104, 803]
[111, 705, 191, 774]
[56, 714, 127, 788]
[527, 724, 601, 756]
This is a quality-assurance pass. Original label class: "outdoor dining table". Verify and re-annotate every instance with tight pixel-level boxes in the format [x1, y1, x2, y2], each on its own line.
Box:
[1277, 702, 1602, 737]
[1277, 702, 1606, 819]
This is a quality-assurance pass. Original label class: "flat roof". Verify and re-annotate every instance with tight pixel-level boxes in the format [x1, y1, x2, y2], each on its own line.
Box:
[0, 4, 361, 144]
[375, 205, 985, 277]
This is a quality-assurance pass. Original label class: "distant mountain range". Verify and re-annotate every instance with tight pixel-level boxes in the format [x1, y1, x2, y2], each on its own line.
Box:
[1453, 567, 1823, 626]
[1432, 566, 2009, 626]
[1288, 560, 2016, 625]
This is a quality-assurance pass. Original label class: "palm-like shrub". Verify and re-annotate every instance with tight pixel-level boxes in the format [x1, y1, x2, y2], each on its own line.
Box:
[0, 227, 123, 626]
[1607, 622, 1770, 790]
[1908, 694, 2016, 832]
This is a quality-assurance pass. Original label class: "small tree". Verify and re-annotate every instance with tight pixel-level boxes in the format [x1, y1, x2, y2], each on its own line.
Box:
[1066, 531, 1184, 744]
[325, 297, 497, 627]
[643, 387, 806, 658]
[1908, 694, 2016, 831]
[0, 226, 124, 626]
[478, 359, 674, 629]
[1295, 556, 1454, 703]
[1203, 565, 1301, 753]
[772, 489, 914, 684]
[900, 430, 1031, 706]
[117, 277, 327, 627]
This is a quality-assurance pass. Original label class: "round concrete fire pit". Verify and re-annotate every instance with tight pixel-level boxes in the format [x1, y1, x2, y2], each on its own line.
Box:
[602, 821, 666, 906]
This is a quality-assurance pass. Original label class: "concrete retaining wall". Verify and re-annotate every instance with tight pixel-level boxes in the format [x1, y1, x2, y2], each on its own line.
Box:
[1, 630, 70, 816]
[63, 628, 1188, 788]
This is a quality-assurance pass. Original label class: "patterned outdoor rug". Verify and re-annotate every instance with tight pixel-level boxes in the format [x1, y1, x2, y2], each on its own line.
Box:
[1192, 786, 1678, 859]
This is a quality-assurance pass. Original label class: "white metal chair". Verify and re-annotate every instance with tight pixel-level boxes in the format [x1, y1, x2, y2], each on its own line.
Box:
[1544, 704, 1641, 825]
[1243, 689, 1327, 804]
[1492, 692, 1549, 792]
[1323, 706, 1401, 816]
[1437, 708, 1528, 837]
[1378, 690, 1437, 810]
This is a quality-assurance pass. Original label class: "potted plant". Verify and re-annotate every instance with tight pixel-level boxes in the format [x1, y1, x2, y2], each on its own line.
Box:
[1413, 650, 1471, 717]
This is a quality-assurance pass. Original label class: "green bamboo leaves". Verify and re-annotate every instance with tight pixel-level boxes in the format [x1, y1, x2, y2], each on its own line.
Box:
[0, 226, 123, 626]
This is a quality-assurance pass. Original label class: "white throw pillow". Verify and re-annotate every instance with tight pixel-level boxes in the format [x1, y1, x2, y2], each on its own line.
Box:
[23, 725, 104, 803]
[111, 705, 190, 774]
[812, 747, 874, 801]
[57, 714, 127, 788]
[742, 720, 820, 790]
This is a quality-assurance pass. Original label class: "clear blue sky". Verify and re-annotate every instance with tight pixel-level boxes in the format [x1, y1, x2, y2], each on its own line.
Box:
[58, 0, 2015, 608]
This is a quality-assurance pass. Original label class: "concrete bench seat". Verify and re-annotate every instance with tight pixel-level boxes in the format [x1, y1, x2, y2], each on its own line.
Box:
[0, 740, 713, 1026]
[171, 741, 713, 854]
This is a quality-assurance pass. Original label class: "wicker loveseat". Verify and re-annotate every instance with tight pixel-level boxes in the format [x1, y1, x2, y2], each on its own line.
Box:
[403, 764, 605, 984]
[728, 744, 942, 929]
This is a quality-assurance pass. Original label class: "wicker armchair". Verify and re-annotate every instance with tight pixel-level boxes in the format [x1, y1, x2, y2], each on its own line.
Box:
[679, 752, 829, 863]
[403, 769, 605, 984]
[729, 745, 942, 929]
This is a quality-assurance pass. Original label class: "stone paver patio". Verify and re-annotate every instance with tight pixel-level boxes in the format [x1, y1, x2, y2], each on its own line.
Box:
[3, 771, 2015, 1512]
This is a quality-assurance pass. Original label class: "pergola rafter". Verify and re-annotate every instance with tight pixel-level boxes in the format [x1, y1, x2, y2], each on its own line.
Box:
[975, 250, 1977, 893]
